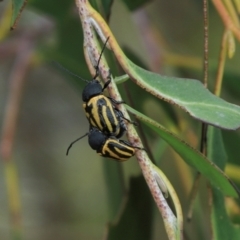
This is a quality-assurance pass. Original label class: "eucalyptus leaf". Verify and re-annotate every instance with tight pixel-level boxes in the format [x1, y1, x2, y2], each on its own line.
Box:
[208, 127, 240, 240]
[125, 60, 240, 130]
[126, 105, 239, 198]
[211, 188, 240, 240]
[121, 0, 151, 11]
[101, 0, 113, 20]
[103, 161, 125, 220]
[11, 0, 28, 29]
[106, 176, 154, 240]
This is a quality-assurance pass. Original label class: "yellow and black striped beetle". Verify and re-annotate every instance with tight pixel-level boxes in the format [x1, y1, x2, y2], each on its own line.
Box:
[81, 37, 136, 138]
[66, 127, 143, 161]
[55, 37, 135, 138]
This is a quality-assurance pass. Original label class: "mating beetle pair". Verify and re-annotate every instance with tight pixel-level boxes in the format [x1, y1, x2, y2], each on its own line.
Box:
[66, 37, 143, 161]
[67, 127, 142, 162]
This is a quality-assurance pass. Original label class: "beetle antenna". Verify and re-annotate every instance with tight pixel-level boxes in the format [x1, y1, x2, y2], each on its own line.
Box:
[53, 61, 89, 83]
[66, 132, 89, 155]
[93, 36, 110, 79]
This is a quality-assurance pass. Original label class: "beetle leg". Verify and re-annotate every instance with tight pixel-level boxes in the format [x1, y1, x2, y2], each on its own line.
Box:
[102, 79, 111, 91]
[114, 108, 138, 126]
[121, 116, 138, 126]
[119, 139, 144, 150]
[108, 97, 125, 104]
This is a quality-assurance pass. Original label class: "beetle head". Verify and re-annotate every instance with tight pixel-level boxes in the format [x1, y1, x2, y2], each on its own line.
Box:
[82, 80, 103, 102]
[88, 127, 107, 151]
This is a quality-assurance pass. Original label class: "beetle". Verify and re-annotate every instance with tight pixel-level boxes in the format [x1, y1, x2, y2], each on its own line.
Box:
[83, 94, 133, 138]
[54, 37, 136, 138]
[66, 127, 143, 162]
[81, 37, 136, 138]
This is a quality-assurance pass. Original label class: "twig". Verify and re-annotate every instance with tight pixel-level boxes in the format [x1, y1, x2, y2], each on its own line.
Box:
[75, 1, 182, 239]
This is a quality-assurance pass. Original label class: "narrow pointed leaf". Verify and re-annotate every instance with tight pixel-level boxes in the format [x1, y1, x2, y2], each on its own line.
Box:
[208, 127, 240, 240]
[11, 0, 28, 29]
[106, 176, 154, 240]
[121, 0, 151, 11]
[126, 105, 239, 198]
[103, 161, 125, 219]
[211, 188, 240, 240]
[87, 0, 240, 130]
[124, 60, 240, 130]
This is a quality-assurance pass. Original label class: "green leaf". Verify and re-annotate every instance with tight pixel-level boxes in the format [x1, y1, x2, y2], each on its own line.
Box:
[89, 0, 100, 13]
[29, 0, 72, 20]
[208, 127, 240, 240]
[101, 0, 114, 20]
[106, 175, 154, 240]
[208, 127, 227, 169]
[103, 161, 125, 219]
[11, 0, 28, 29]
[222, 131, 240, 166]
[211, 189, 240, 240]
[126, 105, 239, 198]
[121, 0, 151, 11]
[125, 60, 240, 130]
